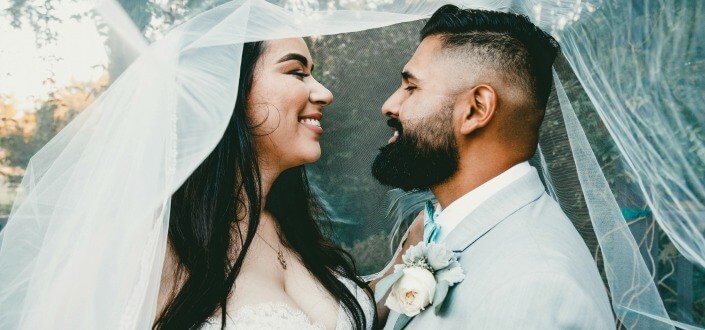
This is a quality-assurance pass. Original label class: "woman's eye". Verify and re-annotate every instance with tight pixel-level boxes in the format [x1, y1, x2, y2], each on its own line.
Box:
[290, 71, 310, 79]
[405, 85, 416, 92]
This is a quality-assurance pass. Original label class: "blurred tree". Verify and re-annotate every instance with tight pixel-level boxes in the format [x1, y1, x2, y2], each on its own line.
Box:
[0, 74, 108, 184]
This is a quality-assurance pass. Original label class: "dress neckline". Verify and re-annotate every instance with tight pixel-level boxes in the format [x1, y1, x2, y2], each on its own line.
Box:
[230, 302, 327, 328]
[203, 276, 371, 330]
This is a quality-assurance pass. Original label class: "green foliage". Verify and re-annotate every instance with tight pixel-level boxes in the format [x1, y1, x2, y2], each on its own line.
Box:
[5, 0, 61, 47]
[0, 103, 75, 184]
[655, 224, 705, 326]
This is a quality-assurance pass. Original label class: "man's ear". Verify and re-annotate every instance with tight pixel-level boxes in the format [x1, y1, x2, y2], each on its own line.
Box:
[459, 85, 497, 135]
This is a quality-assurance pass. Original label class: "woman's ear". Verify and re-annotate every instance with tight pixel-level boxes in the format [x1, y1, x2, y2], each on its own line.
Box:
[459, 85, 497, 135]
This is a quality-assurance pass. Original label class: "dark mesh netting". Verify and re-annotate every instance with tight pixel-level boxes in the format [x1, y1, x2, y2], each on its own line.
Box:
[305, 21, 426, 274]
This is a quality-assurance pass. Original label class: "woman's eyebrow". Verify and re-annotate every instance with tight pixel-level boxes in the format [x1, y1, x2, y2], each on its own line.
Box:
[277, 53, 310, 68]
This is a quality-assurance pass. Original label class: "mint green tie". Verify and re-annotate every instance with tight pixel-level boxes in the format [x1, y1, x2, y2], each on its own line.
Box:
[423, 200, 441, 243]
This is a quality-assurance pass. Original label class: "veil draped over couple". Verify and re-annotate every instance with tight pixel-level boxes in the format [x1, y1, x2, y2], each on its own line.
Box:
[0, 0, 703, 329]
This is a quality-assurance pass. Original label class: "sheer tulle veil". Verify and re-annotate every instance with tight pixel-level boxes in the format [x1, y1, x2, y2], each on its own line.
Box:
[0, 0, 703, 329]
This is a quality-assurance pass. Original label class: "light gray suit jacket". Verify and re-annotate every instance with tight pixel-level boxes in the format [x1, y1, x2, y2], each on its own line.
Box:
[384, 168, 615, 329]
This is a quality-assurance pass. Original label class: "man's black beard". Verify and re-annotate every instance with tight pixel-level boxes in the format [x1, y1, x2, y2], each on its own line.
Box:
[371, 116, 459, 191]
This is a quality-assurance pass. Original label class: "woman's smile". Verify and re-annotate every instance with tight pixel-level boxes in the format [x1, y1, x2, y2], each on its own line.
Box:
[299, 113, 323, 134]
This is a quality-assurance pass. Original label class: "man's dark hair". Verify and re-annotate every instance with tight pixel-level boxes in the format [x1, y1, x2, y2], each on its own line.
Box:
[420, 5, 559, 110]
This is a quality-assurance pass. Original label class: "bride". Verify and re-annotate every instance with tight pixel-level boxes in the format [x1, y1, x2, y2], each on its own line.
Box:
[153, 38, 375, 329]
[0, 1, 389, 328]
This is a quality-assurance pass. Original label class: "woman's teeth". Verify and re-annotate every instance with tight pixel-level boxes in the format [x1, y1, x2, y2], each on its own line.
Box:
[388, 130, 399, 144]
[299, 118, 321, 127]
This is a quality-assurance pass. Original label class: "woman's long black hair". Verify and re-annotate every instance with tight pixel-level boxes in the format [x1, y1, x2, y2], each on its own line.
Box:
[153, 41, 374, 329]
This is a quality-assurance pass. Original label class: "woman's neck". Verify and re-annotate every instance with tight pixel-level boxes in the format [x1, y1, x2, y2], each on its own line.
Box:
[257, 156, 285, 212]
[229, 157, 285, 245]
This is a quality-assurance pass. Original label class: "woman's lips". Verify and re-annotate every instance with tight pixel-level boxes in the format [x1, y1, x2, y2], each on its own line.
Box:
[299, 118, 323, 134]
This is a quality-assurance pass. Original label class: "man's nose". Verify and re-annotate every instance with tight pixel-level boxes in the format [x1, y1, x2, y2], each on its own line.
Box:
[381, 88, 403, 118]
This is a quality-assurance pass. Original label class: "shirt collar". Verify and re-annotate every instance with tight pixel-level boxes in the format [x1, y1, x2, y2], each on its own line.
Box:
[434, 161, 533, 242]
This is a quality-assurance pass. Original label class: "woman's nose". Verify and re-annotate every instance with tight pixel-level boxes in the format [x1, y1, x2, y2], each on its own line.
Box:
[310, 79, 333, 107]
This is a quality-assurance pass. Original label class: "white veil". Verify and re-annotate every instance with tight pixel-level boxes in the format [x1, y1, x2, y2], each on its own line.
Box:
[0, 0, 702, 329]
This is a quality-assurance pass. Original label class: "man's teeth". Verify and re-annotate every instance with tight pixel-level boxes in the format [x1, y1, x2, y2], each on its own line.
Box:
[299, 118, 321, 127]
[393, 131, 399, 137]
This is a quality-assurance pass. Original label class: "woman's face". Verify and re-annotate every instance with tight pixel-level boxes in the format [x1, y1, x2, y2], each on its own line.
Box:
[249, 38, 333, 171]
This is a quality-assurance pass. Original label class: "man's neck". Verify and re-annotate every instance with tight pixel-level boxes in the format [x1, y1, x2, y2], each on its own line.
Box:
[431, 159, 520, 209]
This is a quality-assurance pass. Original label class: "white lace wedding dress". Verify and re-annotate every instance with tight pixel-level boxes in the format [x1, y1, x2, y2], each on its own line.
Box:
[201, 277, 374, 330]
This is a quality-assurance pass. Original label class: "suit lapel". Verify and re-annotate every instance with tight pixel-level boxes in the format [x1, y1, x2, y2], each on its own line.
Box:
[389, 168, 546, 330]
[392, 313, 412, 330]
[383, 312, 410, 330]
[444, 168, 545, 253]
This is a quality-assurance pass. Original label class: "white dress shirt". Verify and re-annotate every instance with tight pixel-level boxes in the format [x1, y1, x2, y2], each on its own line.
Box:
[433, 161, 532, 242]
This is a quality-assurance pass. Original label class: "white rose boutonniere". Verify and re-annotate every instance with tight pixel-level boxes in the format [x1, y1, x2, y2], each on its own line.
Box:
[386, 266, 437, 317]
[375, 242, 465, 325]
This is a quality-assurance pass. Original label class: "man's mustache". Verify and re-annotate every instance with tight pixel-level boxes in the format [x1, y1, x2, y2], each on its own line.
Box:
[387, 118, 404, 135]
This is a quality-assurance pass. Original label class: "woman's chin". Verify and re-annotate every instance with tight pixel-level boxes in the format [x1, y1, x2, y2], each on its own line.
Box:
[291, 147, 322, 167]
[304, 149, 322, 164]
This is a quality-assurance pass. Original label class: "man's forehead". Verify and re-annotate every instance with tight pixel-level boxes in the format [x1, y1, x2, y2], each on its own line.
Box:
[403, 36, 472, 92]
[403, 36, 446, 75]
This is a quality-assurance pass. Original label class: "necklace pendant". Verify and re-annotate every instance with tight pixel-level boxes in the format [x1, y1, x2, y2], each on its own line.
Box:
[277, 251, 287, 270]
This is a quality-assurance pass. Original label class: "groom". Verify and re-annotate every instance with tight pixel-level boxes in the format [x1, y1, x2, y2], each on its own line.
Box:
[372, 5, 614, 329]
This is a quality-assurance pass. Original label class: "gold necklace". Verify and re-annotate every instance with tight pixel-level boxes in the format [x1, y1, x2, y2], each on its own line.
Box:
[256, 232, 287, 270]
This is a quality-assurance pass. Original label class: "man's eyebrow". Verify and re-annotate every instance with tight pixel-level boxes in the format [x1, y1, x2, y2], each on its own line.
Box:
[277, 53, 310, 68]
[402, 71, 419, 81]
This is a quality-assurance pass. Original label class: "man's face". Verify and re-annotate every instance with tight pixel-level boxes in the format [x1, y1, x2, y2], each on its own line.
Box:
[371, 36, 463, 191]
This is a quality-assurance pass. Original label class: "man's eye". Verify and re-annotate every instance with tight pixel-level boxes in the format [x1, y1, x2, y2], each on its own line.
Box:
[405, 86, 416, 92]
